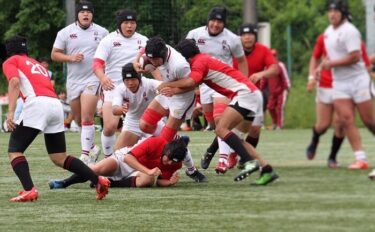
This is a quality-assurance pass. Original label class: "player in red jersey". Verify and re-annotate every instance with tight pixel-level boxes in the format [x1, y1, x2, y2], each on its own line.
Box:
[49, 137, 187, 188]
[2, 36, 110, 202]
[159, 39, 279, 185]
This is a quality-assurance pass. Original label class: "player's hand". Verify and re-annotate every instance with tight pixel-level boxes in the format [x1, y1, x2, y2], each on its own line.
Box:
[6, 113, 16, 131]
[100, 76, 114, 91]
[249, 73, 263, 83]
[70, 53, 84, 63]
[122, 102, 129, 114]
[133, 62, 148, 74]
[157, 83, 167, 91]
[159, 87, 175, 97]
[147, 167, 162, 177]
[306, 79, 316, 93]
[169, 171, 180, 185]
[321, 58, 331, 70]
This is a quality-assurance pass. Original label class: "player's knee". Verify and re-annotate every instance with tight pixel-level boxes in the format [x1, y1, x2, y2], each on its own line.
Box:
[49, 153, 66, 167]
[249, 126, 261, 137]
[139, 120, 156, 134]
[136, 175, 155, 187]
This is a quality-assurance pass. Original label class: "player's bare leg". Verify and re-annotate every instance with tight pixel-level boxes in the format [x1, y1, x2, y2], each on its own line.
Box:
[114, 131, 141, 150]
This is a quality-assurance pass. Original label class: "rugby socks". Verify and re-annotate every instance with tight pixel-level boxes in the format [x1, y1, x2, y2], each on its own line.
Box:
[206, 136, 219, 154]
[218, 137, 231, 164]
[63, 155, 98, 185]
[328, 135, 344, 161]
[219, 154, 229, 164]
[160, 126, 177, 142]
[184, 150, 197, 174]
[81, 122, 95, 156]
[310, 127, 321, 148]
[260, 164, 273, 175]
[61, 174, 88, 188]
[354, 150, 367, 161]
[109, 176, 137, 188]
[245, 135, 259, 148]
[223, 132, 251, 163]
[101, 132, 116, 156]
[11, 156, 34, 191]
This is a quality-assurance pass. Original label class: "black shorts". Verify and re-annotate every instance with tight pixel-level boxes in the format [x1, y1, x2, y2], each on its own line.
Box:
[229, 102, 254, 121]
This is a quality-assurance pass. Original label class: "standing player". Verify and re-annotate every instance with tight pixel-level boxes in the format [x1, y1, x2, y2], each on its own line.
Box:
[324, 0, 375, 170]
[186, 6, 249, 170]
[3, 35, 110, 202]
[51, 1, 108, 164]
[50, 136, 187, 189]
[159, 39, 279, 185]
[134, 36, 207, 182]
[93, 9, 149, 158]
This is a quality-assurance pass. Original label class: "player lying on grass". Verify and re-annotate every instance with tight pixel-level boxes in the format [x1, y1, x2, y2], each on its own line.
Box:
[157, 39, 279, 185]
[2, 35, 110, 202]
[49, 136, 187, 188]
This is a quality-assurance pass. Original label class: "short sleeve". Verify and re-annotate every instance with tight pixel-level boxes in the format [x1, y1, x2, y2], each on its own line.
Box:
[2, 57, 19, 80]
[94, 35, 111, 61]
[53, 30, 67, 50]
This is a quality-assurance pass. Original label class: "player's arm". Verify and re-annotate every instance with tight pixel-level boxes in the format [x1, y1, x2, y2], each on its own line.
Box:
[250, 63, 279, 83]
[93, 58, 114, 90]
[157, 78, 196, 97]
[236, 55, 249, 77]
[323, 50, 361, 70]
[7, 77, 20, 131]
[124, 153, 161, 177]
[51, 47, 83, 63]
[307, 56, 319, 92]
[156, 171, 180, 187]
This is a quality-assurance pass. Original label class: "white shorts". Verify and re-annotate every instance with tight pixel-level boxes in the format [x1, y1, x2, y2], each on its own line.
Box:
[110, 148, 139, 181]
[155, 91, 195, 120]
[316, 87, 334, 104]
[67, 81, 100, 102]
[122, 117, 165, 138]
[333, 74, 375, 103]
[229, 91, 263, 121]
[17, 97, 64, 133]
[199, 84, 216, 105]
[103, 80, 123, 102]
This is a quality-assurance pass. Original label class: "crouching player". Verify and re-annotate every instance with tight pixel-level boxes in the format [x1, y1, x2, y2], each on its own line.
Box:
[2, 36, 110, 202]
[49, 136, 187, 188]
[158, 39, 279, 185]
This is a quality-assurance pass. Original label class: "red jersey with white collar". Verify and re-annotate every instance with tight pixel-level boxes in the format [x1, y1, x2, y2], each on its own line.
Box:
[189, 53, 258, 100]
[129, 137, 182, 180]
[2, 55, 56, 100]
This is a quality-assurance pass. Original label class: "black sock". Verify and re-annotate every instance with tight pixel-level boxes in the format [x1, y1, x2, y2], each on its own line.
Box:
[11, 156, 34, 191]
[261, 164, 273, 175]
[206, 136, 219, 154]
[311, 127, 322, 147]
[329, 135, 344, 161]
[186, 119, 191, 127]
[63, 156, 98, 185]
[61, 174, 89, 188]
[245, 135, 259, 148]
[109, 176, 137, 188]
[223, 132, 251, 163]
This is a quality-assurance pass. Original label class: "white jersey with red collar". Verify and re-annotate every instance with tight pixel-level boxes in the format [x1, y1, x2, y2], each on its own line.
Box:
[2, 55, 56, 100]
[112, 77, 161, 121]
[94, 31, 148, 83]
[53, 22, 108, 84]
[324, 21, 368, 81]
[189, 53, 258, 99]
[186, 26, 244, 66]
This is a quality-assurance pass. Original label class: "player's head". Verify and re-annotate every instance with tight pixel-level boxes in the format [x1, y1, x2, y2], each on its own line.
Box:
[145, 36, 168, 67]
[175, 39, 200, 61]
[239, 23, 258, 51]
[327, 0, 351, 25]
[122, 63, 141, 92]
[207, 6, 227, 36]
[76, 1, 94, 28]
[162, 138, 187, 164]
[5, 35, 28, 57]
[116, 9, 137, 38]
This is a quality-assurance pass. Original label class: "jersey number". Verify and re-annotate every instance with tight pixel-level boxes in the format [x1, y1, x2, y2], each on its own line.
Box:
[26, 60, 49, 77]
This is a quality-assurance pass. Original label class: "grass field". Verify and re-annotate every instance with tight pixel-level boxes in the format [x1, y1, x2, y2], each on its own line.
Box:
[1, 129, 375, 232]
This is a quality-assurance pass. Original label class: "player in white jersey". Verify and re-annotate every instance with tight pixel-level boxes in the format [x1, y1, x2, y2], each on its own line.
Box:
[186, 6, 248, 170]
[323, 0, 375, 172]
[92, 9, 149, 158]
[134, 37, 207, 182]
[51, 1, 108, 164]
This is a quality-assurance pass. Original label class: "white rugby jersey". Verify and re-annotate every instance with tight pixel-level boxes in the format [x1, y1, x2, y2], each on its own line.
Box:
[53, 22, 108, 84]
[112, 77, 161, 120]
[324, 21, 367, 81]
[94, 30, 148, 82]
[157, 45, 193, 99]
[186, 26, 244, 66]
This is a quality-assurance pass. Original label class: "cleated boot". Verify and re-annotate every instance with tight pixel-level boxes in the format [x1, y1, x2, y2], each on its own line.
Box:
[234, 160, 259, 182]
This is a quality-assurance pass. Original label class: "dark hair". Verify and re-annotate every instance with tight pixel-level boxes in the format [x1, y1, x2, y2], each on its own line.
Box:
[327, 0, 351, 21]
[5, 35, 28, 57]
[122, 63, 141, 81]
[162, 138, 187, 163]
[145, 36, 168, 60]
[175, 39, 200, 60]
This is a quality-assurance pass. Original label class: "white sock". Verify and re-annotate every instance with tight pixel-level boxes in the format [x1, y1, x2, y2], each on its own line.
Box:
[354, 150, 367, 161]
[219, 154, 229, 164]
[81, 123, 95, 155]
[184, 149, 196, 174]
[218, 137, 231, 155]
[101, 132, 116, 156]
